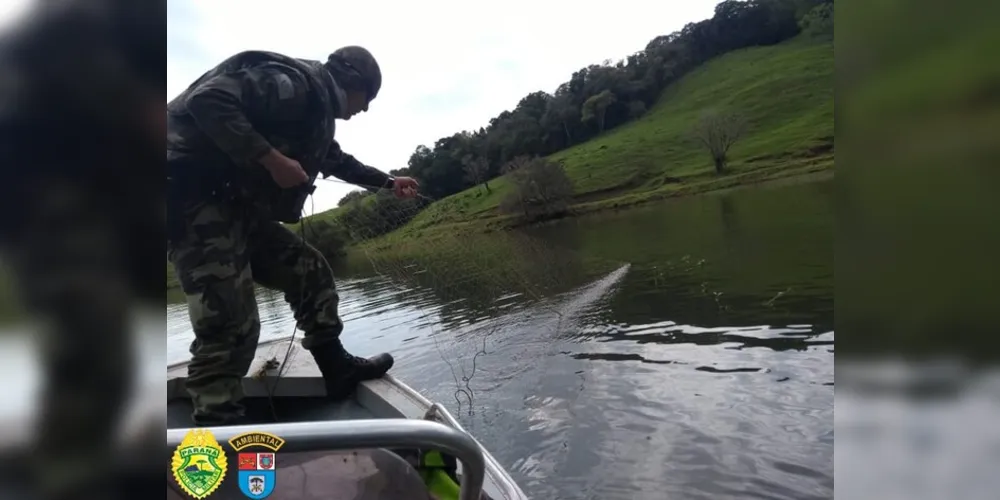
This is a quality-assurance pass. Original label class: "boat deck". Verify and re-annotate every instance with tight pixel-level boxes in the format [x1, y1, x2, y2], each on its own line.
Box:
[167, 335, 322, 380]
[166, 394, 375, 428]
[167, 343, 382, 430]
[167, 338, 425, 426]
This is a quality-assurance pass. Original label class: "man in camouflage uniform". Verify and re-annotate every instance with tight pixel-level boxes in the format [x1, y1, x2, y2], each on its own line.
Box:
[167, 46, 419, 426]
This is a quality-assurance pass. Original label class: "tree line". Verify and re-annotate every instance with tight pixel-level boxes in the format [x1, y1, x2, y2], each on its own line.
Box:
[321, 0, 833, 251]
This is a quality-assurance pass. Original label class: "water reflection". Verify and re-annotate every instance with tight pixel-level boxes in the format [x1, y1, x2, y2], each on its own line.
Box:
[719, 193, 740, 240]
[341, 231, 621, 332]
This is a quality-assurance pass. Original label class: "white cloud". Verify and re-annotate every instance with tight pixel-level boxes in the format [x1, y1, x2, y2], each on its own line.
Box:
[170, 0, 717, 212]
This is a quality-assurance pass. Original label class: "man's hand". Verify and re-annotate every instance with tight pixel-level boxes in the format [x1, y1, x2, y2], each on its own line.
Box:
[392, 176, 420, 199]
[260, 149, 309, 188]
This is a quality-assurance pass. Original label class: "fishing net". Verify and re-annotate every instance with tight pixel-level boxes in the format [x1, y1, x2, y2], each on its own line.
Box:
[288, 177, 631, 414]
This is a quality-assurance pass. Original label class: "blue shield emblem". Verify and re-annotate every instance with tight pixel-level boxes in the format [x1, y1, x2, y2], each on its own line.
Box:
[238, 470, 275, 499]
[228, 433, 284, 500]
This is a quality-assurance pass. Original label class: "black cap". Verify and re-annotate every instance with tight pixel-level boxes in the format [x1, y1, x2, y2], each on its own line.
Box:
[330, 46, 381, 101]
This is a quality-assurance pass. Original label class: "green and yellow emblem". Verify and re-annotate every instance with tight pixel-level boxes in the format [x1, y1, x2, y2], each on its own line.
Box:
[171, 429, 229, 498]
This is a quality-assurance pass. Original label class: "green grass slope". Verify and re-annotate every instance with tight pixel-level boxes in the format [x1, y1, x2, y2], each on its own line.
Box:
[381, 37, 833, 233]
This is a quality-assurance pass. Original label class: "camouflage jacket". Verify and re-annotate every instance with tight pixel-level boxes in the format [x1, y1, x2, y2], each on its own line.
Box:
[166, 50, 391, 221]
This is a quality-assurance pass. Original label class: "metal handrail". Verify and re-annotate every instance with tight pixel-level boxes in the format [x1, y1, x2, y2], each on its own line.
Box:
[426, 403, 530, 500]
[380, 373, 529, 499]
[167, 419, 486, 500]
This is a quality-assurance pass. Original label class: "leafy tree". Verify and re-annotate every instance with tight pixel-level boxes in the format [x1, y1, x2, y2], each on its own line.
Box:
[581, 90, 617, 133]
[337, 190, 370, 207]
[499, 157, 575, 220]
[303, 219, 350, 257]
[628, 100, 647, 119]
[338, 191, 429, 241]
[799, 2, 833, 39]
[536, 89, 577, 152]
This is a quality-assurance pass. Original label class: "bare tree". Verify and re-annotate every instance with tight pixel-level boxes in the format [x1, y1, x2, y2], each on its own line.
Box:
[500, 155, 532, 175]
[691, 110, 748, 174]
[461, 154, 491, 194]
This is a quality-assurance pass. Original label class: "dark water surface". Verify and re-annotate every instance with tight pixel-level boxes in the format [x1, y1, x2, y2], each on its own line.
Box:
[167, 179, 833, 500]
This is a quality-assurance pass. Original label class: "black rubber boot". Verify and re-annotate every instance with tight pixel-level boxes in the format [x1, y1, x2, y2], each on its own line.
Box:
[309, 339, 394, 400]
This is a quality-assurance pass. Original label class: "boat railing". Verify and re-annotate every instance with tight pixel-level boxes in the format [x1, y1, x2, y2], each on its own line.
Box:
[167, 419, 486, 500]
[379, 374, 529, 499]
[424, 402, 530, 500]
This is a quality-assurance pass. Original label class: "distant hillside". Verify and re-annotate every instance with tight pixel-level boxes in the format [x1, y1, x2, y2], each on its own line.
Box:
[309, 0, 833, 225]
[366, 38, 832, 233]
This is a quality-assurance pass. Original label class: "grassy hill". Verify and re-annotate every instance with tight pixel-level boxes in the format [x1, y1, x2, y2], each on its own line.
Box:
[321, 37, 833, 236]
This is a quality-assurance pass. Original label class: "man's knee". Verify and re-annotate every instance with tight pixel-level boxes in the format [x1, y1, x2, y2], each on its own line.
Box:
[293, 247, 343, 326]
[300, 243, 337, 287]
[309, 284, 343, 320]
[183, 261, 258, 332]
[187, 303, 260, 372]
[269, 242, 337, 301]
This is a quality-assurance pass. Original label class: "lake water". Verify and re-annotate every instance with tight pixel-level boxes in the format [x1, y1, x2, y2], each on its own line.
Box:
[167, 179, 834, 500]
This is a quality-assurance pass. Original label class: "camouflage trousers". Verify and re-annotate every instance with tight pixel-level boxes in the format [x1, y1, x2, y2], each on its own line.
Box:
[167, 198, 345, 425]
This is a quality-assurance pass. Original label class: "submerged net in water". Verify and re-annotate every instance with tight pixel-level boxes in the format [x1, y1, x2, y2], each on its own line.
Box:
[284, 179, 631, 412]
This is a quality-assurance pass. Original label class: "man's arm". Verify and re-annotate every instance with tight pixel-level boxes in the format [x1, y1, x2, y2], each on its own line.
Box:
[320, 140, 394, 191]
[184, 64, 313, 166]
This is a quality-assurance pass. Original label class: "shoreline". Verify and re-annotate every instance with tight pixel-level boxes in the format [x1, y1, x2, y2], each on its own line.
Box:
[377, 156, 833, 242]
